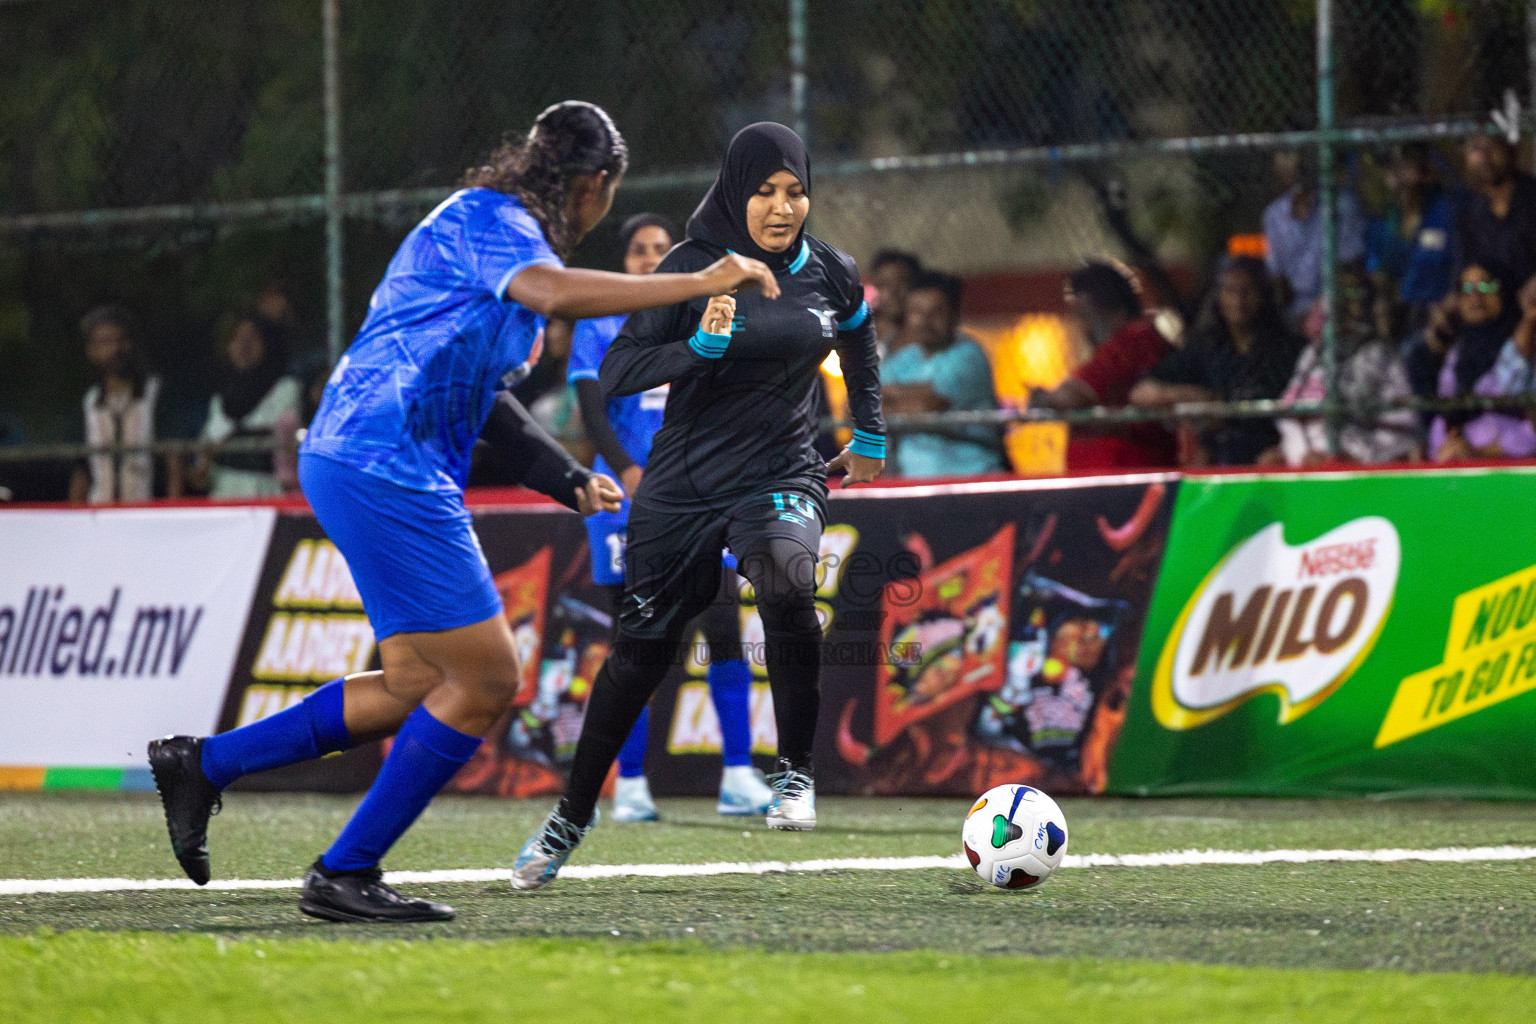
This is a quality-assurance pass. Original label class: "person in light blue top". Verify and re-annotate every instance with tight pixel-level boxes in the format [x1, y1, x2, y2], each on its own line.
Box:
[146, 102, 781, 925]
[880, 271, 1004, 478]
[568, 212, 773, 823]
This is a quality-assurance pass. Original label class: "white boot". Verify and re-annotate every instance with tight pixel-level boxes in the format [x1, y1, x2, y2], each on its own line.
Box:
[612, 774, 658, 822]
[765, 758, 816, 831]
[717, 764, 774, 816]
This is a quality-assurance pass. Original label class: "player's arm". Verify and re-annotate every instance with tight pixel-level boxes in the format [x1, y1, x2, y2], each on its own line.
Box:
[599, 252, 736, 398]
[479, 392, 621, 513]
[828, 283, 886, 488]
[506, 255, 779, 320]
[573, 377, 637, 482]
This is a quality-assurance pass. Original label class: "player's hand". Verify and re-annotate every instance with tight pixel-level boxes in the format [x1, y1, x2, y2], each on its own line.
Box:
[698, 254, 780, 300]
[619, 464, 643, 497]
[827, 448, 884, 488]
[702, 295, 736, 335]
[575, 474, 624, 515]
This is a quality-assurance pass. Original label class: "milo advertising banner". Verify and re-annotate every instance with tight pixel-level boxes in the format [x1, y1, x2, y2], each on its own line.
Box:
[1110, 466, 1536, 798]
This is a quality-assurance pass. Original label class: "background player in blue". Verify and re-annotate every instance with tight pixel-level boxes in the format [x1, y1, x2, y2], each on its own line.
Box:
[570, 212, 773, 822]
[146, 102, 780, 923]
[514, 122, 885, 890]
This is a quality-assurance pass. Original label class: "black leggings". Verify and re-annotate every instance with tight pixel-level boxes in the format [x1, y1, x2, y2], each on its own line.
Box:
[560, 538, 821, 827]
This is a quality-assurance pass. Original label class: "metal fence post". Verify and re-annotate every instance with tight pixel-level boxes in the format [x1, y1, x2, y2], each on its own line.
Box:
[1528, 0, 1536, 117]
[322, 0, 344, 363]
[789, 0, 808, 144]
[1317, 0, 1340, 453]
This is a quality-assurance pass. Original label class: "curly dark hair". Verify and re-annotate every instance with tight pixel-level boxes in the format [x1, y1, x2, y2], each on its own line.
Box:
[464, 101, 629, 259]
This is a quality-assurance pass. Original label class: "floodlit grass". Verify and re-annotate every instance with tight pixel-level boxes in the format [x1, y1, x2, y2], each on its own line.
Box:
[6, 793, 1536, 1020]
[4, 932, 1535, 1024]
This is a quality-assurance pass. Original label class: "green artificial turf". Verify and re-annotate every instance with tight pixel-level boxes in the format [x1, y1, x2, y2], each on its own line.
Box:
[4, 932, 1535, 1024]
[7, 792, 1536, 1021]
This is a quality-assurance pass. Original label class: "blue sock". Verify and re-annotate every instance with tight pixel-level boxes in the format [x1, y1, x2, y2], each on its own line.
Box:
[321, 704, 482, 873]
[201, 677, 352, 790]
[708, 659, 754, 767]
[616, 705, 650, 778]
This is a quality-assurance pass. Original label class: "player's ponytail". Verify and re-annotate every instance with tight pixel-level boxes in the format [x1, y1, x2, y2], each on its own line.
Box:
[465, 101, 629, 259]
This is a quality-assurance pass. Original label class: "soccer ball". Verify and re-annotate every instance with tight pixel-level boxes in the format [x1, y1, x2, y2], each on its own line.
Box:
[961, 784, 1068, 890]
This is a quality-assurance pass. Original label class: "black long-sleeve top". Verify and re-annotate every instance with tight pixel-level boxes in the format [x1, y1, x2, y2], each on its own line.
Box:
[599, 236, 884, 514]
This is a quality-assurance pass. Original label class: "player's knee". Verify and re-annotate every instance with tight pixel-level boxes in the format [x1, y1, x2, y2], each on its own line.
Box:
[474, 662, 521, 710]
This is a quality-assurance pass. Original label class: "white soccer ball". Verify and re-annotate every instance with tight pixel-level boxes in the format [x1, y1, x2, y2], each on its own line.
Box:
[961, 783, 1068, 890]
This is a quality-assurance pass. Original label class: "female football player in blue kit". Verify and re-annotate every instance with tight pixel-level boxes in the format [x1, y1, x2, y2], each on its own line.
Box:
[147, 102, 779, 923]
[514, 122, 886, 890]
[570, 212, 774, 822]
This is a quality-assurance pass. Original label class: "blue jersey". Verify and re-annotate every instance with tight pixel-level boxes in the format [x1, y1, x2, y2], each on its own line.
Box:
[302, 189, 562, 493]
[567, 313, 670, 480]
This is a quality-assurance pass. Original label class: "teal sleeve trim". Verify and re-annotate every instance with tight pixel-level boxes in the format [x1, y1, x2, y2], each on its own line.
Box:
[787, 240, 811, 275]
[848, 429, 886, 459]
[837, 300, 870, 332]
[688, 328, 731, 359]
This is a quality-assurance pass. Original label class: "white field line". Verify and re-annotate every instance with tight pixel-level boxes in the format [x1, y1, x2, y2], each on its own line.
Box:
[3, 845, 1536, 896]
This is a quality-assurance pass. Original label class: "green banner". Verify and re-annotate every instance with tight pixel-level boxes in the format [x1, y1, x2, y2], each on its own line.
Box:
[1109, 467, 1536, 798]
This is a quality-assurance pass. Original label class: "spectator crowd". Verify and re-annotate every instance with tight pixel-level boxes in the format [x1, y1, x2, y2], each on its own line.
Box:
[23, 131, 1536, 504]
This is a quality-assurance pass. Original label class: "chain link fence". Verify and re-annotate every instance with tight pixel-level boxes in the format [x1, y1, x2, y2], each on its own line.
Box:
[0, 0, 1530, 492]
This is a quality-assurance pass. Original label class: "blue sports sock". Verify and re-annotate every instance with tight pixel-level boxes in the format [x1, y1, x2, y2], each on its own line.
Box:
[321, 704, 481, 873]
[201, 677, 352, 790]
[708, 659, 754, 767]
[616, 705, 650, 778]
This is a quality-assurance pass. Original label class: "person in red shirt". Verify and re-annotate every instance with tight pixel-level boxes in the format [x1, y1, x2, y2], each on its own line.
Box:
[1028, 261, 1176, 470]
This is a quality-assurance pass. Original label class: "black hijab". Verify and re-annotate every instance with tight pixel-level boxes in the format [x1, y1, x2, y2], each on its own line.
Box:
[215, 314, 289, 422]
[686, 122, 810, 270]
[1452, 264, 1519, 398]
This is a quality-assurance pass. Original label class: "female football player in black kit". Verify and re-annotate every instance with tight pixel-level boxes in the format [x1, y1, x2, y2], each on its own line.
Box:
[514, 121, 886, 889]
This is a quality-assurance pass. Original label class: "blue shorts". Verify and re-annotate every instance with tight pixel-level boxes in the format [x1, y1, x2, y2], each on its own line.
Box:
[299, 453, 503, 641]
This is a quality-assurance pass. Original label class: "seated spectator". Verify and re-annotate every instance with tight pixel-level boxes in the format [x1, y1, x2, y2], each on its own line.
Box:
[1131, 257, 1305, 466]
[1457, 133, 1536, 287]
[193, 312, 299, 497]
[1263, 147, 1367, 322]
[1367, 143, 1458, 336]
[1431, 264, 1536, 461]
[1029, 260, 1176, 470]
[1265, 270, 1420, 467]
[69, 304, 179, 504]
[880, 271, 1004, 478]
[869, 249, 922, 356]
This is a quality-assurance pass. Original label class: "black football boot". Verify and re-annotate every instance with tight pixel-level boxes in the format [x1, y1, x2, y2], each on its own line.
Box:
[299, 860, 456, 923]
[147, 736, 223, 885]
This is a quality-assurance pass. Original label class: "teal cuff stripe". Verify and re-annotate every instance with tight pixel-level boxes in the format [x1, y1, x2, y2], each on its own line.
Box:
[787, 240, 810, 275]
[837, 301, 870, 332]
[848, 435, 886, 458]
[689, 328, 730, 358]
[852, 428, 884, 444]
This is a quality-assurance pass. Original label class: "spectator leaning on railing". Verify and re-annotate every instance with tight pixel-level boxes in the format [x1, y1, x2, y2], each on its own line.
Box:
[190, 311, 300, 497]
[1028, 260, 1175, 471]
[70, 304, 180, 504]
[1263, 268, 1420, 468]
[1431, 262, 1536, 462]
[879, 270, 1003, 478]
[1131, 256, 1305, 467]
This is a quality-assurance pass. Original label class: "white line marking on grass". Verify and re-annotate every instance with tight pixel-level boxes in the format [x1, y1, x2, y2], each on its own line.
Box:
[4, 846, 1534, 896]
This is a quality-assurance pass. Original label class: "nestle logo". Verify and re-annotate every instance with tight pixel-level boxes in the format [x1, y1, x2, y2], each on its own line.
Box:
[1299, 539, 1377, 580]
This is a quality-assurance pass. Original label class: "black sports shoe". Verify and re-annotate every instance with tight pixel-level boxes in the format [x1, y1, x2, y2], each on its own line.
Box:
[147, 735, 223, 885]
[299, 860, 456, 923]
